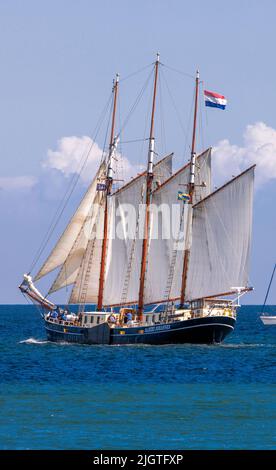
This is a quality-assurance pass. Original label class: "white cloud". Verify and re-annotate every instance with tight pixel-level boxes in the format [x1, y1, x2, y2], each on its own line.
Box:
[0, 176, 37, 191]
[213, 122, 276, 188]
[44, 136, 141, 183]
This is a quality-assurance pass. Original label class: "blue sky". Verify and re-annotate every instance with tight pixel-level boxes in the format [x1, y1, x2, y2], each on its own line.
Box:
[0, 0, 275, 304]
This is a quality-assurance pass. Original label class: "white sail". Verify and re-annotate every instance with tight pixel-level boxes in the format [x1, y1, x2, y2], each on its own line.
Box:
[102, 154, 173, 306]
[144, 148, 212, 304]
[66, 154, 172, 304]
[102, 149, 210, 306]
[69, 199, 105, 304]
[49, 190, 103, 293]
[35, 162, 106, 281]
[185, 165, 255, 301]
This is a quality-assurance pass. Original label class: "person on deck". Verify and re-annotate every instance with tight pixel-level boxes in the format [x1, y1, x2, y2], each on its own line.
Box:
[108, 314, 116, 325]
[125, 311, 133, 325]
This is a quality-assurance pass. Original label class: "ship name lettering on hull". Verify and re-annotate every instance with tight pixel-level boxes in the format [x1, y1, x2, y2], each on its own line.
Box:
[146, 324, 171, 332]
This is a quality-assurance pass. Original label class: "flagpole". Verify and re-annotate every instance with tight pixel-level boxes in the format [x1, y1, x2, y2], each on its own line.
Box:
[179, 69, 199, 308]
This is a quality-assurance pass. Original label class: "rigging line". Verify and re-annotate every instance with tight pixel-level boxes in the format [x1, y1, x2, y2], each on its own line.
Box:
[198, 82, 205, 153]
[29, 92, 113, 274]
[67, 100, 114, 308]
[183, 87, 196, 162]
[101, 95, 115, 161]
[160, 68, 191, 156]
[116, 93, 127, 192]
[114, 92, 123, 192]
[139, 71, 155, 170]
[158, 68, 167, 157]
[201, 80, 209, 129]
[101, 92, 114, 166]
[117, 67, 154, 138]
[161, 63, 194, 80]
[76, 93, 116, 311]
[120, 62, 153, 82]
[22, 291, 44, 318]
[29, 94, 112, 275]
[120, 138, 148, 144]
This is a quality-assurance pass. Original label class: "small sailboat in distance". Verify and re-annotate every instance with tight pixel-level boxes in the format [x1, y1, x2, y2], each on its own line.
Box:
[260, 263, 276, 325]
[19, 54, 255, 345]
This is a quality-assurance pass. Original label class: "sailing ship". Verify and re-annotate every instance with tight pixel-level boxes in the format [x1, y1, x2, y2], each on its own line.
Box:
[19, 55, 255, 345]
[260, 263, 276, 325]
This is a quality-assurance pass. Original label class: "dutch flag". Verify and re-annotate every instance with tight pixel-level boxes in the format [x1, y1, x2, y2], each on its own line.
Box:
[204, 90, 227, 110]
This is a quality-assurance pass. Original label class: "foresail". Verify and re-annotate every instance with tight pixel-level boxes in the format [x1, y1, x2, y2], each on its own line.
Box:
[185, 165, 255, 301]
[48, 190, 103, 293]
[69, 199, 105, 304]
[144, 148, 211, 305]
[34, 162, 106, 281]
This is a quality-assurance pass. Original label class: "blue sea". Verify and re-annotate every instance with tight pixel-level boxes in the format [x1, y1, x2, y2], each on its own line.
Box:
[0, 305, 275, 450]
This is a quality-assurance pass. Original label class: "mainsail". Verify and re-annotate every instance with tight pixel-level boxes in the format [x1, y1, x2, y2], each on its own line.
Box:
[103, 149, 211, 306]
[144, 148, 211, 305]
[94, 153, 173, 306]
[185, 165, 255, 300]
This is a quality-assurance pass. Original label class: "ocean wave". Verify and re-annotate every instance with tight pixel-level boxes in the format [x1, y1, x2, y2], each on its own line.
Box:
[219, 343, 276, 349]
[19, 337, 49, 345]
[19, 337, 81, 346]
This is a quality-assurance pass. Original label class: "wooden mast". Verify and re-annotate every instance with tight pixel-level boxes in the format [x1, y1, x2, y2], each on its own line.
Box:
[137, 53, 160, 320]
[97, 74, 119, 310]
[179, 70, 200, 307]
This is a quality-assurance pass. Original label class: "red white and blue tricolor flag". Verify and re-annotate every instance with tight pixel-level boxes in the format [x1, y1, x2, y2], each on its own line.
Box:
[204, 90, 227, 110]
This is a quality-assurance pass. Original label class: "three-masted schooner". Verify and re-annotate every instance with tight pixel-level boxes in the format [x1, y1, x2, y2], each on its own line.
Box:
[20, 55, 255, 345]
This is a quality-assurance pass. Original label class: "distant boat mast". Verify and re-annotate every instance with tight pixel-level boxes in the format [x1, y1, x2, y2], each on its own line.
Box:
[261, 263, 276, 315]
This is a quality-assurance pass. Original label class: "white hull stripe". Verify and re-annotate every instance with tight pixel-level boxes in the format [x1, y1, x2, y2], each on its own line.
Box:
[112, 322, 234, 337]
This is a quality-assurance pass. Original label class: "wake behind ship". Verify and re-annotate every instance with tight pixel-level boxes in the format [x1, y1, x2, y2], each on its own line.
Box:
[19, 55, 255, 345]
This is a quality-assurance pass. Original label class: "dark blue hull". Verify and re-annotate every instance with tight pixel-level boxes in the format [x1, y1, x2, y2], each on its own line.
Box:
[45, 316, 235, 345]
